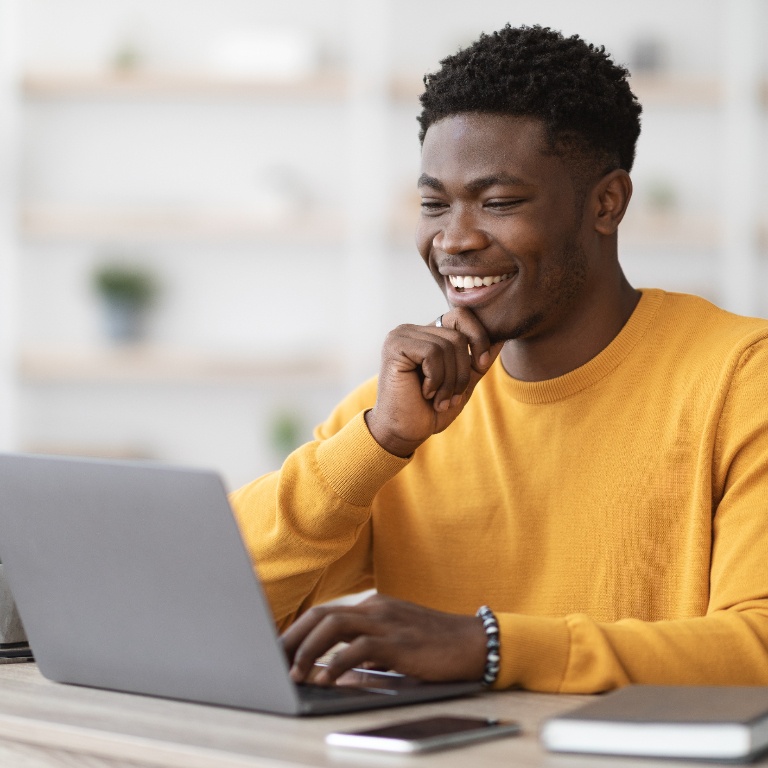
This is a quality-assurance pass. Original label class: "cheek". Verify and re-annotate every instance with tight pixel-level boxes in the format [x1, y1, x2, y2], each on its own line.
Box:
[415, 221, 437, 267]
[500, 216, 573, 266]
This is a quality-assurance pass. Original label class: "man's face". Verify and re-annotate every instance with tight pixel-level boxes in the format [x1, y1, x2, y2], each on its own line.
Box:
[416, 113, 594, 345]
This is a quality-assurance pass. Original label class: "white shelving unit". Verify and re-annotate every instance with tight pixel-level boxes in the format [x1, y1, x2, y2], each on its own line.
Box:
[6, 0, 400, 488]
[0, 0, 20, 452]
[1, 0, 766, 488]
[720, 0, 764, 316]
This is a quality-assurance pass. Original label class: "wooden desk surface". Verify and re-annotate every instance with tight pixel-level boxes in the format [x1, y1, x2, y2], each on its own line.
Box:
[0, 664, 764, 768]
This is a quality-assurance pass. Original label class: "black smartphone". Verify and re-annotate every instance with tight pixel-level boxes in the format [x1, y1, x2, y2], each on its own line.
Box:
[325, 715, 521, 753]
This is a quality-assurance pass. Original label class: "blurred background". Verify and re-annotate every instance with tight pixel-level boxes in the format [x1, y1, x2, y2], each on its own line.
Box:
[0, 0, 765, 490]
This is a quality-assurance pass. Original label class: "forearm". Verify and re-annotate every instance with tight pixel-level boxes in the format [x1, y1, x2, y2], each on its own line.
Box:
[495, 608, 768, 692]
[230, 410, 409, 630]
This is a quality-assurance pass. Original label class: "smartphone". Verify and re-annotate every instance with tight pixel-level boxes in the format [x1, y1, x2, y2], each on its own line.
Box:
[325, 715, 521, 753]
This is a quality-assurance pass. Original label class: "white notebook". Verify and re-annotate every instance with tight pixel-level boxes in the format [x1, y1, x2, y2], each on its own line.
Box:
[540, 685, 768, 762]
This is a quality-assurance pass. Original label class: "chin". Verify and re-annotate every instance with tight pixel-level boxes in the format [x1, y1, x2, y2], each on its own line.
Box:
[484, 311, 545, 344]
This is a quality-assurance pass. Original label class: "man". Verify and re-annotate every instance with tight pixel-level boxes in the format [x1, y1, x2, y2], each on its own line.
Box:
[231, 25, 768, 693]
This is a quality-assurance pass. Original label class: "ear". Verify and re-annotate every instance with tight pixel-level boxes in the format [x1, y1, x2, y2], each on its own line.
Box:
[591, 169, 632, 236]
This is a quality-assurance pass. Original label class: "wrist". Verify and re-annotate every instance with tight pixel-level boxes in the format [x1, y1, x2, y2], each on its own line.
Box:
[364, 408, 423, 458]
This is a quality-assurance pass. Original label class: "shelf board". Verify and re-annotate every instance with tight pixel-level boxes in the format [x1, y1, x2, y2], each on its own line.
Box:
[20, 206, 345, 245]
[21, 71, 348, 100]
[20, 70, 768, 109]
[624, 213, 767, 250]
[620, 210, 722, 248]
[628, 74, 722, 106]
[19, 345, 341, 385]
[23, 71, 761, 115]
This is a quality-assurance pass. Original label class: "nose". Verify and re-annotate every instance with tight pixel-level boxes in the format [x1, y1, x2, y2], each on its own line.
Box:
[432, 205, 489, 255]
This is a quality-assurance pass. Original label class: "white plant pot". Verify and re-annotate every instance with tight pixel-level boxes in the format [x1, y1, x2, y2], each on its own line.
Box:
[102, 299, 147, 343]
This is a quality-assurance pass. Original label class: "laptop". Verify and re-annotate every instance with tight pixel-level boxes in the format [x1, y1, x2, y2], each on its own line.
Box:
[0, 453, 481, 715]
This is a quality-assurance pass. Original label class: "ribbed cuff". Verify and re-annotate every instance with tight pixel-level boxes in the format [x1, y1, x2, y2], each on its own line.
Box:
[494, 613, 571, 692]
[315, 410, 410, 507]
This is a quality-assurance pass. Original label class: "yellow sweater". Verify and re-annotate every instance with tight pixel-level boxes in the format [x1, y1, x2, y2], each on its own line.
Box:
[231, 289, 768, 693]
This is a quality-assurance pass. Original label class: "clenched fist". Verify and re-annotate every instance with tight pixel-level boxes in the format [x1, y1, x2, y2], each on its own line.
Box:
[365, 307, 505, 457]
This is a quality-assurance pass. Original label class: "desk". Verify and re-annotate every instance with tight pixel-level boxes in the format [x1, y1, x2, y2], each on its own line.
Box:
[0, 664, 763, 768]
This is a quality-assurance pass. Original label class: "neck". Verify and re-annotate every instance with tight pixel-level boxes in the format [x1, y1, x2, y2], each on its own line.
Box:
[500, 272, 640, 382]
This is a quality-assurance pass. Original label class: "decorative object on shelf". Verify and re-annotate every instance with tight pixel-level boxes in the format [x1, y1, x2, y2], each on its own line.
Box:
[269, 408, 304, 461]
[110, 21, 149, 75]
[207, 28, 320, 81]
[629, 35, 666, 74]
[0, 563, 27, 647]
[92, 261, 160, 344]
[111, 39, 143, 74]
[644, 177, 678, 213]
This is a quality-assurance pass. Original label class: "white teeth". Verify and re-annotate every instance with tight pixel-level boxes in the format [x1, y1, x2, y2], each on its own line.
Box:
[448, 273, 512, 290]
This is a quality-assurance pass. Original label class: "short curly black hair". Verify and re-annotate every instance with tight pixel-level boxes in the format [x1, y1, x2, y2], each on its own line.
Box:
[418, 25, 642, 176]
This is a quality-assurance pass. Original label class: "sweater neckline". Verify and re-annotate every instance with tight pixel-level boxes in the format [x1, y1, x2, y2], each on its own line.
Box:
[497, 288, 664, 404]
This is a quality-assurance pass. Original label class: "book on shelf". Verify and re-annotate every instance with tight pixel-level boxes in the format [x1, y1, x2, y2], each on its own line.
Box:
[540, 684, 768, 762]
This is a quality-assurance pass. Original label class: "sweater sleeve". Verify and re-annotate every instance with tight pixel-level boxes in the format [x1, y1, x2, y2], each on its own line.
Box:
[493, 336, 768, 693]
[229, 381, 409, 631]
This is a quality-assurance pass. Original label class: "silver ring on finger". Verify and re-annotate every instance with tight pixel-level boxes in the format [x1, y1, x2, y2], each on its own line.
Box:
[435, 315, 443, 328]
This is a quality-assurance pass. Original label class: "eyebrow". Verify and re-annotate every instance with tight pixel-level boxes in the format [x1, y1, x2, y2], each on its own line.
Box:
[417, 172, 529, 192]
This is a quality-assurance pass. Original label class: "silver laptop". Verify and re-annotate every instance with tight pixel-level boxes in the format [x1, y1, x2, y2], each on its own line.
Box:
[0, 453, 480, 715]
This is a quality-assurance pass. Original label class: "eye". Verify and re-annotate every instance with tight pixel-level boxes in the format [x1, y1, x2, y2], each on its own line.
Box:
[420, 199, 448, 214]
[484, 199, 523, 211]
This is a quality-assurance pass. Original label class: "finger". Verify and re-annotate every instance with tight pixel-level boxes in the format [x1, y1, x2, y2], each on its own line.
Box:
[314, 635, 391, 685]
[415, 335, 447, 400]
[440, 308, 495, 373]
[281, 604, 346, 665]
[285, 610, 374, 683]
[388, 326, 462, 407]
[421, 333, 470, 411]
[464, 340, 506, 400]
[417, 331, 460, 410]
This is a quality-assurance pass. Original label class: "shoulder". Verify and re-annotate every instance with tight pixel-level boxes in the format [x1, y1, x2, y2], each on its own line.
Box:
[648, 289, 768, 357]
[635, 291, 768, 413]
[314, 376, 379, 440]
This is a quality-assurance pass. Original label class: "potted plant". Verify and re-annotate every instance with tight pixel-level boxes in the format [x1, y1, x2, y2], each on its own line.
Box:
[269, 408, 304, 461]
[92, 263, 159, 343]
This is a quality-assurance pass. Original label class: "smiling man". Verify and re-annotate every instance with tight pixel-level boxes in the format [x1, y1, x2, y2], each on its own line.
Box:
[231, 25, 768, 692]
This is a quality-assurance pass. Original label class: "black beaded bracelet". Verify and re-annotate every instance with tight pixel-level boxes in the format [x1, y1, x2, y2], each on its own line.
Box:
[476, 605, 500, 686]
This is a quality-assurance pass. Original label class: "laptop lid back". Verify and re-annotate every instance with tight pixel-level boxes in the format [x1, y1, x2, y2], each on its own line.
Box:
[0, 454, 301, 714]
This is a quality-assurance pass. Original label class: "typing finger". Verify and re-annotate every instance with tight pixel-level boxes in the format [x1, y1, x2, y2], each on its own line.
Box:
[313, 635, 393, 685]
[280, 604, 333, 665]
[284, 608, 374, 683]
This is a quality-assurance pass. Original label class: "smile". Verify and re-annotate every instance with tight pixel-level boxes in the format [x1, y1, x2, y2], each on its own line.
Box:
[448, 273, 513, 292]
